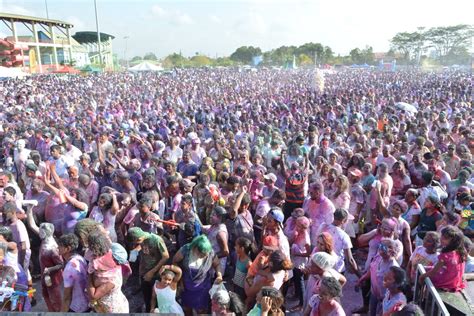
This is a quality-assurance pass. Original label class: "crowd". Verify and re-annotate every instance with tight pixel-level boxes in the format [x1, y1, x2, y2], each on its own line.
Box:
[0, 67, 472, 315]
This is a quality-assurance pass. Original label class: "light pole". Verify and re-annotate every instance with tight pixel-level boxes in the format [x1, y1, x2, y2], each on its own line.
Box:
[123, 36, 129, 69]
[45, 0, 49, 19]
[94, 0, 103, 68]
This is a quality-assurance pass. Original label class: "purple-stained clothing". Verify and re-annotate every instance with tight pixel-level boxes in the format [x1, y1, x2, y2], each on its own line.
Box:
[25, 190, 50, 221]
[63, 254, 89, 313]
[303, 196, 335, 246]
[39, 244, 63, 312]
[62, 203, 88, 235]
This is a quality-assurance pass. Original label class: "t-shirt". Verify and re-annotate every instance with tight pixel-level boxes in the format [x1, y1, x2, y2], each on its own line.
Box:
[139, 235, 167, 277]
[408, 246, 439, 280]
[370, 255, 399, 300]
[10, 220, 30, 250]
[63, 254, 89, 312]
[309, 294, 346, 316]
[321, 224, 352, 272]
[382, 291, 407, 314]
[430, 251, 466, 292]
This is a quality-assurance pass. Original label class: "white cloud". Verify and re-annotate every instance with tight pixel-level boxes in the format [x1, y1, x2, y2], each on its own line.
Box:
[234, 12, 268, 36]
[175, 12, 193, 25]
[210, 15, 221, 24]
[0, 4, 36, 16]
[151, 5, 166, 16]
[66, 16, 85, 30]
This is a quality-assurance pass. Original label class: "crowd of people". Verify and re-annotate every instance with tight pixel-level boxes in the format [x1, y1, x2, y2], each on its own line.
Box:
[0, 67, 472, 315]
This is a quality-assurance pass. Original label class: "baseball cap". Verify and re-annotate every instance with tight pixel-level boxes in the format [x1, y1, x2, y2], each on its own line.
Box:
[263, 173, 277, 183]
[180, 178, 196, 189]
[268, 208, 284, 225]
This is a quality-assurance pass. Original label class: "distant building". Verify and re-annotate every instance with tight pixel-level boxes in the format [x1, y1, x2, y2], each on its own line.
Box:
[73, 32, 115, 69]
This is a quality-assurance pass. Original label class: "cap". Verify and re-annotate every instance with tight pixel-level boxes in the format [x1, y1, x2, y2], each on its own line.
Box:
[191, 138, 201, 144]
[105, 159, 117, 168]
[25, 162, 38, 172]
[268, 208, 284, 224]
[263, 173, 277, 183]
[311, 252, 336, 270]
[262, 235, 279, 250]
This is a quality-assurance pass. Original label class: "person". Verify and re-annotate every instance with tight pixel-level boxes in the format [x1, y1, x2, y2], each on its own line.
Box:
[172, 235, 223, 315]
[89, 192, 120, 242]
[247, 286, 285, 316]
[382, 266, 408, 316]
[416, 195, 444, 245]
[211, 286, 246, 316]
[233, 236, 253, 301]
[318, 208, 359, 274]
[288, 216, 311, 311]
[202, 206, 229, 272]
[150, 264, 184, 315]
[58, 233, 89, 313]
[304, 252, 346, 311]
[419, 225, 466, 292]
[357, 238, 400, 316]
[86, 231, 129, 313]
[306, 276, 346, 316]
[406, 231, 440, 283]
[25, 206, 63, 312]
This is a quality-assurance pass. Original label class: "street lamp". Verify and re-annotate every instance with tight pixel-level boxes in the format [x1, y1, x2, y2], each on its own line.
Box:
[94, 0, 103, 68]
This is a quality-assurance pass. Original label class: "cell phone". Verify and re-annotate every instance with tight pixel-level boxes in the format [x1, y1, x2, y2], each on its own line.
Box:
[261, 288, 273, 297]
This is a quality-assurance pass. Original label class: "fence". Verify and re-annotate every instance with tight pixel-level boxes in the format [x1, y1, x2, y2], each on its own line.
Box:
[414, 264, 450, 316]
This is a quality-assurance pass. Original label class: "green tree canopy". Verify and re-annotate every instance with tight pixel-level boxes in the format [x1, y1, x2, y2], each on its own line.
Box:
[143, 52, 158, 61]
[230, 46, 262, 64]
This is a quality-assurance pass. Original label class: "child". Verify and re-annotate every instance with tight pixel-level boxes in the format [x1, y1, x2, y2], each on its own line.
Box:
[463, 237, 474, 273]
[406, 231, 440, 283]
[357, 238, 400, 316]
[308, 276, 345, 316]
[420, 225, 466, 292]
[233, 237, 253, 301]
[245, 235, 278, 287]
[382, 266, 408, 316]
[283, 208, 305, 237]
[150, 264, 184, 315]
[437, 212, 461, 233]
[289, 216, 311, 311]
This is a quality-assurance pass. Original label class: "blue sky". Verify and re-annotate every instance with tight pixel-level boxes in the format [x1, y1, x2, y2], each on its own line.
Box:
[0, 0, 472, 59]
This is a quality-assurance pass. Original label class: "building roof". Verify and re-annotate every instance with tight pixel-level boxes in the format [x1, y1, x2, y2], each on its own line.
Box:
[73, 31, 115, 43]
[0, 12, 73, 28]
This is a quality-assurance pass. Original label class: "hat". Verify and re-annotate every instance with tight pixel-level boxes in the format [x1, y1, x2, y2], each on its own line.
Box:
[423, 152, 434, 161]
[191, 137, 201, 144]
[111, 243, 128, 265]
[268, 208, 284, 224]
[262, 235, 279, 250]
[256, 200, 271, 218]
[311, 252, 336, 270]
[263, 173, 277, 183]
[105, 159, 117, 168]
[291, 208, 305, 218]
[25, 162, 38, 172]
[349, 168, 362, 178]
[44, 132, 52, 138]
[180, 178, 196, 188]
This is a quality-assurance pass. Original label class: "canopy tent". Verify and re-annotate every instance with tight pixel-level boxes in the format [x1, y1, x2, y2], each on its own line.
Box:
[53, 65, 80, 74]
[128, 61, 163, 72]
[0, 66, 30, 79]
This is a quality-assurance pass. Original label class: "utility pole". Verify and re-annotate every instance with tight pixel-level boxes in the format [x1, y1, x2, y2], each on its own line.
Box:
[123, 36, 129, 68]
[45, 0, 49, 19]
[94, 0, 103, 68]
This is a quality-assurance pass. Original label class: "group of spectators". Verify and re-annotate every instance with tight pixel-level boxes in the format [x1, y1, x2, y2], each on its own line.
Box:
[0, 67, 472, 315]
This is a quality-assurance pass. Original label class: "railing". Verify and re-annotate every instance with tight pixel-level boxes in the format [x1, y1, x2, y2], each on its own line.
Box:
[414, 264, 450, 316]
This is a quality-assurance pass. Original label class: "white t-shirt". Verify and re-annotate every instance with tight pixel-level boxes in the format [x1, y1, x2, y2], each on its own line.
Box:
[321, 224, 352, 272]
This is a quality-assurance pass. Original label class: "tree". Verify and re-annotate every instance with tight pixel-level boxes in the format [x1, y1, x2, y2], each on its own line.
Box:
[143, 52, 158, 61]
[424, 24, 474, 64]
[298, 53, 313, 66]
[349, 48, 362, 64]
[190, 55, 212, 67]
[361, 46, 375, 64]
[163, 53, 189, 68]
[230, 46, 262, 64]
[215, 57, 235, 67]
[390, 31, 425, 62]
[131, 56, 142, 62]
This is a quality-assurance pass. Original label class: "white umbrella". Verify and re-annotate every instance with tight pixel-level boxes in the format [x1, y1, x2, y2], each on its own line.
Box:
[395, 102, 418, 113]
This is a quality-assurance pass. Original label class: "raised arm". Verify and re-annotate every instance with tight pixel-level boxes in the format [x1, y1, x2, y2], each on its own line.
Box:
[25, 205, 40, 236]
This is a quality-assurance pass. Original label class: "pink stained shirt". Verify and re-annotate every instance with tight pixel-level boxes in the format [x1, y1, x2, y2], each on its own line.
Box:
[430, 251, 466, 292]
[303, 196, 335, 245]
[370, 255, 399, 300]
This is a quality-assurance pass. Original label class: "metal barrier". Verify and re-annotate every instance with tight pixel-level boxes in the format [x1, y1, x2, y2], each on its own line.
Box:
[414, 264, 450, 316]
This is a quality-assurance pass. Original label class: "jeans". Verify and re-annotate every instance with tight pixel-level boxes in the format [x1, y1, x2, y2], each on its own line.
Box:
[292, 268, 305, 306]
[141, 277, 156, 312]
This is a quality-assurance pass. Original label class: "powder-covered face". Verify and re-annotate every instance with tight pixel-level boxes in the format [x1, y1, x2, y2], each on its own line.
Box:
[17, 139, 26, 150]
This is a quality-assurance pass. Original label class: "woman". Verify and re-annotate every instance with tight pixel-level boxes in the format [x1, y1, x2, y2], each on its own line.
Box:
[408, 154, 428, 187]
[322, 168, 338, 198]
[402, 188, 421, 231]
[86, 232, 129, 313]
[172, 235, 223, 315]
[306, 276, 345, 316]
[245, 250, 293, 307]
[0, 241, 18, 310]
[247, 287, 285, 316]
[303, 252, 346, 315]
[332, 175, 351, 210]
[202, 206, 229, 273]
[89, 192, 120, 242]
[347, 153, 366, 175]
[416, 195, 444, 246]
[200, 157, 217, 182]
[391, 161, 411, 197]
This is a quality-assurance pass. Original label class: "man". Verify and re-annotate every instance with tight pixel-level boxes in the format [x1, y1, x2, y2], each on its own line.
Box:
[164, 137, 183, 164]
[281, 151, 308, 220]
[303, 181, 335, 247]
[49, 145, 69, 179]
[426, 156, 451, 189]
[376, 145, 397, 172]
[189, 138, 206, 165]
[442, 144, 461, 179]
[58, 234, 89, 312]
[127, 227, 169, 313]
[318, 208, 359, 275]
[347, 168, 366, 238]
[177, 151, 199, 180]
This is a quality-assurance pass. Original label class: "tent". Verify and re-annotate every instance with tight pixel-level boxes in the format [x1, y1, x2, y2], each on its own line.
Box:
[53, 65, 80, 74]
[0, 66, 30, 79]
[128, 61, 163, 72]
